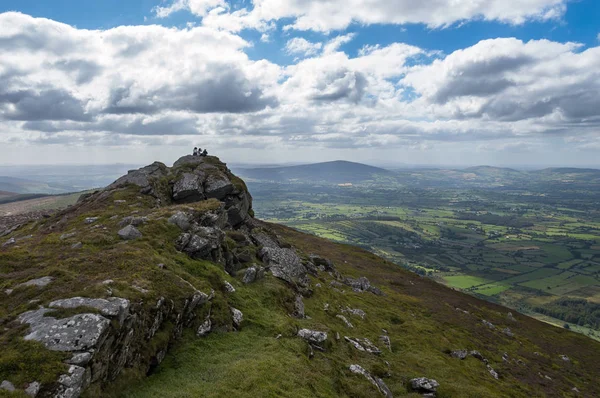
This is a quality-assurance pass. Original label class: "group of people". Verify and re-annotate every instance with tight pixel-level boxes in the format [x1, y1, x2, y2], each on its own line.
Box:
[193, 147, 208, 157]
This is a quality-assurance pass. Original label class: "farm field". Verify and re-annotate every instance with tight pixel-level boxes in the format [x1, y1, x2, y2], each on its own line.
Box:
[246, 178, 600, 341]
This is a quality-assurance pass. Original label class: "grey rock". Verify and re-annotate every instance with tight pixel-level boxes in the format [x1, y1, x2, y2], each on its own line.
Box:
[118, 216, 148, 227]
[259, 247, 307, 285]
[451, 349, 468, 359]
[25, 381, 41, 397]
[410, 377, 439, 394]
[298, 329, 327, 344]
[108, 162, 167, 192]
[173, 155, 209, 168]
[487, 365, 499, 379]
[204, 173, 234, 200]
[251, 232, 279, 249]
[114, 200, 127, 204]
[349, 365, 393, 397]
[243, 267, 257, 284]
[560, 354, 570, 362]
[226, 194, 251, 226]
[1, 380, 15, 392]
[66, 352, 92, 366]
[507, 312, 516, 322]
[294, 295, 305, 318]
[168, 212, 192, 231]
[502, 327, 514, 337]
[380, 335, 392, 352]
[482, 320, 495, 329]
[84, 217, 99, 224]
[342, 307, 366, 319]
[176, 229, 223, 261]
[344, 337, 381, 355]
[344, 276, 383, 295]
[71, 242, 83, 249]
[337, 315, 354, 328]
[231, 307, 243, 329]
[60, 232, 77, 240]
[49, 297, 130, 324]
[224, 281, 236, 293]
[172, 173, 205, 202]
[56, 365, 88, 398]
[2, 237, 16, 247]
[470, 350, 485, 361]
[197, 315, 212, 337]
[118, 225, 142, 240]
[17, 276, 54, 289]
[19, 308, 110, 352]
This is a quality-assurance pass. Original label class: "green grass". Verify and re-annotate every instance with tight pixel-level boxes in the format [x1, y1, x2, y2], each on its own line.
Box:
[443, 275, 490, 289]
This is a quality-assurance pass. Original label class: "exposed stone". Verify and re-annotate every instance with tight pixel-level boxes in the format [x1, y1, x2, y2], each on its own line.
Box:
[114, 200, 127, 204]
[118, 225, 142, 240]
[17, 276, 55, 289]
[243, 266, 258, 284]
[259, 247, 307, 285]
[349, 364, 393, 397]
[49, 297, 130, 324]
[451, 349, 469, 360]
[19, 308, 110, 352]
[502, 327, 514, 337]
[168, 212, 192, 231]
[482, 320, 495, 329]
[67, 352, 92, 366]
[204, 173, 234, 200]
[2, 237, 16, 247]
[298, 329, 327, 344]
[118, 216, 148, 227]
[251, 232, 279, 249]
[294, 295, 305, 318]
[507, 312, 516, 322]
[380, 335, 392, 352]
[410, 377, 439, 395]
[56, 365, 89, 398]
[344, 337, 381, 355]
[25, 381, 41, 397]
[344, 276, 383, 295]
[487, 365, 499, 379]
[231, 307, 243, 329]
[172, 172, 205, 202]
[470, 350, 485, 361]
[560, 355, 570, 362]
[342, 307, 366, 319]
[1, 380, 15, 392]
[84, 217, 99, 224]
[71, 242, 83, 249]
[197, 315, 212, 337]
[224, 281, 236, 293]
[336, 315, 354, 328]
[60, 232, 77, 240]
[108, 161, 167, 193]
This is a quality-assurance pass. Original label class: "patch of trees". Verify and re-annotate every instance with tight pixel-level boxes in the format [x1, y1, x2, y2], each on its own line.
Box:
[534, 298, 600, 330]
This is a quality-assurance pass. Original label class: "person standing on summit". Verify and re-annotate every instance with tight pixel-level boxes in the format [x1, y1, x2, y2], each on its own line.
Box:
[193, 147, 198, 156]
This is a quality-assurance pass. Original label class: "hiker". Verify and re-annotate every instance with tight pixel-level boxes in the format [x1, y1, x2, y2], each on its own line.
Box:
[201, 149, 208, 157]
[193, 147, 198, 156]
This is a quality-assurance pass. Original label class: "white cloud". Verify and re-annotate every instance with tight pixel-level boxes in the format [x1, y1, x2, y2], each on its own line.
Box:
[153, 0, 227, 18]
[285, 37, 323, 57]
[157, 0, 568, 32]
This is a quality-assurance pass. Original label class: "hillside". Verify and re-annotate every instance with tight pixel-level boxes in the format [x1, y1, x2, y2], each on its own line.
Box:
[0, 191, 16, 199]
[234, 160, 393, 184]
[1, 156, 600, 397]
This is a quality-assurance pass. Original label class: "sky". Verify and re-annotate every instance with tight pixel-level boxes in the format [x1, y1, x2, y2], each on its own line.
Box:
[0, 0, 599, 167]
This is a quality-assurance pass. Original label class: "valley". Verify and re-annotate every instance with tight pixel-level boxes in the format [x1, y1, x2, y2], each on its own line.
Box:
[238, 164, 600, 341]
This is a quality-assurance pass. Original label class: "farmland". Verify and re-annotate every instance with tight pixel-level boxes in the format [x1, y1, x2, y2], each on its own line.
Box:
[243, 173, 600, 341]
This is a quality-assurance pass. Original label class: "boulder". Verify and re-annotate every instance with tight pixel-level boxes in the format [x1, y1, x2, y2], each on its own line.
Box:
[226, 193, 251, 226]
[243, 267, 258, 284]
[380, 335, 392, 352]
[231, 307, 243, 329]
[118, 216, 148, 227]
[251, 232, 279, 249]
[482, 320, 495, 329]
[204, 173, 234, 200]
[19, 308, 110, 352]
[84, 217, 99, 224]
[60, 232, 77, 240]
[224, 281, 236, 293]
[118, 225, 142, 240]
[168, 212, 192, 231]
[49, 297, 130, 324]
[197, 315, 212, 337]
[16, 276, 54, 289]
[172, 173, 205, 202]
[56, 365, 89, 398]
[176, 228, 224, 262]
[259, 247, 307, 285]
[410, 377, 439, 395]
[298, 329, 327, 344]
[25, 381, 40, 397]
[108, 162, 167, 193]
[342, 307, 366, 319]
[293, 295, 305, 318]
[67, 352, 92, 367]
[71, 242, 83, 249]
[451, 349, 468, 360]
[344, 276, 383, 295]
[337, 315, 354, 328]
[2, 237, 16, 247]
[1, 380, 15, 392]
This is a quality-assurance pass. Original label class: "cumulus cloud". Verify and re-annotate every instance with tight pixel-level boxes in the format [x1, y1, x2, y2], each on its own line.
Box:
[156, 0, 568, 32]
[285, 38, 323, 57]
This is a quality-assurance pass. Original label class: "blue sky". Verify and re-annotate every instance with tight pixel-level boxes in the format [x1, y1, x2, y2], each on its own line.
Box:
[0, 0, 599, 166]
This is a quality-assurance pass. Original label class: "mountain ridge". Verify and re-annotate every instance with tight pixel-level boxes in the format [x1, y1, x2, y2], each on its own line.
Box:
[1, 155, 599, 397]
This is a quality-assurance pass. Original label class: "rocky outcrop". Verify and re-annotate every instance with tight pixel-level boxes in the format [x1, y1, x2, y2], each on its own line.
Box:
[410, 377, 439, 396]
[298, 329, 328, 344]
[118, 225, 142, 240]
[349, 365, 393, 397]
[259, 247, 307, 286]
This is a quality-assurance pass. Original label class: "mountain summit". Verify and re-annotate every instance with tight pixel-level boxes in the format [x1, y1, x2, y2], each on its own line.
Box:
[1, 155, 599, 397]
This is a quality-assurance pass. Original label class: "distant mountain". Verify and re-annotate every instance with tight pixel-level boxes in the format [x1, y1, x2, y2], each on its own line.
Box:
[0, 190, 16, 198]
[0, 176, 76, 194]
[234, 160, 392, 183]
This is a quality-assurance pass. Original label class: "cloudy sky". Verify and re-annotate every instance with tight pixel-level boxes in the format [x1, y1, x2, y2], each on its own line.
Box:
[0, 0, 599, 167]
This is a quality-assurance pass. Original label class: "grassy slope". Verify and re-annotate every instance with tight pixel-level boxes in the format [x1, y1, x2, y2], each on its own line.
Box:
[119, 223, 600, 398]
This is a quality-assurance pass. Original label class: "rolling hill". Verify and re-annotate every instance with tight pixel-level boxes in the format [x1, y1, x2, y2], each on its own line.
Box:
[0, 176, 76, 195]
[234, 160, 393, 184]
